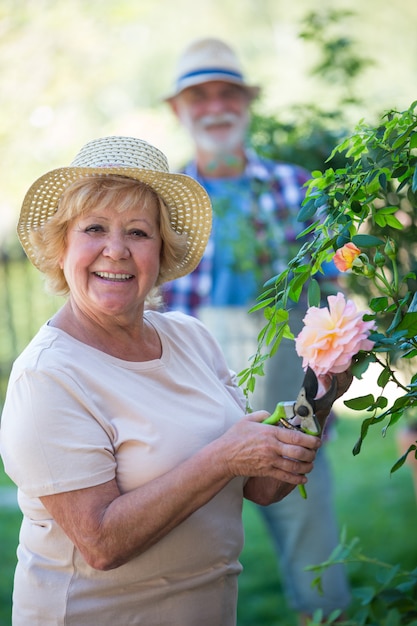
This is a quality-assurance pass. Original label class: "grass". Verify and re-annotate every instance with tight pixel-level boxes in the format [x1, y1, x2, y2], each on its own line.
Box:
[0, 464, 20, 626]
[0, 415, 415, 626]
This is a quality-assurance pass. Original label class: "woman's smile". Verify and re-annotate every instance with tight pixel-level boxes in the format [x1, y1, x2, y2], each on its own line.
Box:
[93, 271, 135, 282]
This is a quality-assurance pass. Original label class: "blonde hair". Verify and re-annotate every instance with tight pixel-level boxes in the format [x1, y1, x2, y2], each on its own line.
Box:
[29, 176, 188, 305]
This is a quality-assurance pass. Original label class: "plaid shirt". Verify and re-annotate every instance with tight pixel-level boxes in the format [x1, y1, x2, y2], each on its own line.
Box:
[162, 150, 312, 316]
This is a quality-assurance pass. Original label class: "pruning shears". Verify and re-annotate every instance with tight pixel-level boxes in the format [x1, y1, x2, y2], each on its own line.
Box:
[263, 366, 338, 497]
[263, 366, 338, 435]
[264, 366, 338, 435]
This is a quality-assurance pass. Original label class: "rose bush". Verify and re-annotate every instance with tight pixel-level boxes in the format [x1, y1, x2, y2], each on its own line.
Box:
[239, 101, 417, 469]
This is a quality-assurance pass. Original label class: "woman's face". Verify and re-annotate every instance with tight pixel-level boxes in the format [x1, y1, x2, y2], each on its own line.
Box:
[60, 194, 162, 324]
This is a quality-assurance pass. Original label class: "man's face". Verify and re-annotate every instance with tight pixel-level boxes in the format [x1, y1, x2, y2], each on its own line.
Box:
[171, 81, 251, 154]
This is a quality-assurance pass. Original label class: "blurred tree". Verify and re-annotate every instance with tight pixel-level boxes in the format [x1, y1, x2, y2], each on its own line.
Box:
[249, 8, 375, 172]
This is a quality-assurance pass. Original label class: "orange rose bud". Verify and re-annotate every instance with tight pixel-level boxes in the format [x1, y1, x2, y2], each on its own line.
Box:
[334, 242, 361, 272]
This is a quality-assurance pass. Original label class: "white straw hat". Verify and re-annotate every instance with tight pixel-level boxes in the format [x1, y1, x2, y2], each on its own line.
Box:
[164, 37, 260, 101]
[17, 136, 212, 282]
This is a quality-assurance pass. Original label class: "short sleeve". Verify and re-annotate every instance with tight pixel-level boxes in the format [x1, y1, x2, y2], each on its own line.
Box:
[0, 367, 116, 497]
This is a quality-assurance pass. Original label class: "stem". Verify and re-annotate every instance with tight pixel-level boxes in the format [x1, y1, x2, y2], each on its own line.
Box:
[373, 354, 409, 392]
[372, 270, 394, 296]
[298, 484, 307, 499]
[391, 256, 399, 293]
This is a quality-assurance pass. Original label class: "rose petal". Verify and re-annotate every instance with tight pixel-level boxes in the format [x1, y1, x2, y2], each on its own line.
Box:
[295, 292, 376, 375]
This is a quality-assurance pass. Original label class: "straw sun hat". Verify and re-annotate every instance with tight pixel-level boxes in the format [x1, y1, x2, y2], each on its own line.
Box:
[18, 136, 212, 282]
[164, 37, 260, 101]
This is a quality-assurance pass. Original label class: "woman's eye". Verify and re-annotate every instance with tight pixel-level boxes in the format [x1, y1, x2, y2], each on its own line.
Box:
[130, 229, 148, 238]
[85, 224, 104, 233]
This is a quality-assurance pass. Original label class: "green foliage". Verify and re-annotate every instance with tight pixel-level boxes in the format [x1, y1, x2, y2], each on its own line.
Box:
[237, 416, 417, 626]
[299, 8, 375, 100]
[0, 252, 60, 404]
[249, 105, 351, 173]
[240, 102, 417, 480]
[305, 535, 417, 625]
[249, 8, 378, 174]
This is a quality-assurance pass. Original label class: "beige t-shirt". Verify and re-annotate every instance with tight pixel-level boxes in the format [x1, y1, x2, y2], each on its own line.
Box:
[1, 311, 246, 625]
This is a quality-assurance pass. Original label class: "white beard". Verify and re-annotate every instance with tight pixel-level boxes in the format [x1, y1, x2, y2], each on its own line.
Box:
[180, 111, 249, 154]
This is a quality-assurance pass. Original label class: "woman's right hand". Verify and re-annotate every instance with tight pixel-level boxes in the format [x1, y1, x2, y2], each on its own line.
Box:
[219, 411, 321, 502]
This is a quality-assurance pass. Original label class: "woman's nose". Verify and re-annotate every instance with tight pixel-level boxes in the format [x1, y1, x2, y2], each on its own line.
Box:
[103, 233, 130, 259]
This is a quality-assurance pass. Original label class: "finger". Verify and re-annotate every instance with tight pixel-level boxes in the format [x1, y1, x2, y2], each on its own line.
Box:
[245, 410, 272, 423]
[270, 458, 313, 484]
[273, 427, 322, 451]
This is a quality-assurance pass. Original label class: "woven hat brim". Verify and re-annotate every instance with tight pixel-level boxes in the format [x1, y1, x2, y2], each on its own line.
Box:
[18, 166, 212, 283]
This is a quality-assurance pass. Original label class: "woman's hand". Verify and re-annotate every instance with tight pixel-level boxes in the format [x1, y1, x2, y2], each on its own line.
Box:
[220, 411, 321, 505]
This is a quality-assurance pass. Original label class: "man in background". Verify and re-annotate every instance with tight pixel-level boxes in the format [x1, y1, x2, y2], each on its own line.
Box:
[162, 37, 350, 625]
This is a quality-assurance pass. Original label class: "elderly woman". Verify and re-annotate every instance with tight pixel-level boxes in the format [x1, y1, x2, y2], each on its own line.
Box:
[0, 136, 348, 626]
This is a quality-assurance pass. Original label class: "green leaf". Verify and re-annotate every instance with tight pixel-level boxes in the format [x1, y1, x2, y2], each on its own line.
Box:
[288, 272, 309, 301]
[314, 193, 329, 208]
[370, 296, 389, 312]
[392, 165, 408, 178]
[391, 445, 416, 473]
[408, 292, 417, 312]
[269, 333, 285, 357]
[263, 272, 286, 289]
[396, 311, 417, 338]
[352, 415, 378, 454]
[351, 353, 376, 378]
[377, 367, 391, 387]
[265, 322, 279, 346]
[248, 297, 276, 312]
[410, 132, 417, 149]
[307, 279, 321, 307]
[354, 586, 376, 604]
[392, 134, 409, 150]
[271, 308, 289, 325]
[246, 376, 256, 393]
[374, 396, 388, 409]
[386, 307, 405, 334]
[385, 215, 403, 229]
[237, 368, 251, 385]
[344, 394, 375, 410]
[378, 171, 387, 190]
[377, 205, 400, 215]
[298, 197, 318, 222]
[375, 563, 400, 585]
[373, 213, 387, 227]
[352, 234, 385, 248]
[350, 200, 362, 213]
[391, 395, 411, 411]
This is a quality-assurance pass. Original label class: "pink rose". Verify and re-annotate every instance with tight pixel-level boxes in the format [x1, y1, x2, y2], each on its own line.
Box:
[295, 292, 376, 376]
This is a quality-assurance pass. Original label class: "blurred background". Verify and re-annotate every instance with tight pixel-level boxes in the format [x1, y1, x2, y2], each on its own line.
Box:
[1, 1, 417, 624]
[1, 0, 417, 244]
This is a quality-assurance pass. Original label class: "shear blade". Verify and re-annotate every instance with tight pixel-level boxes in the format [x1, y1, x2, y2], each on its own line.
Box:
[302, 366, 319, 402]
